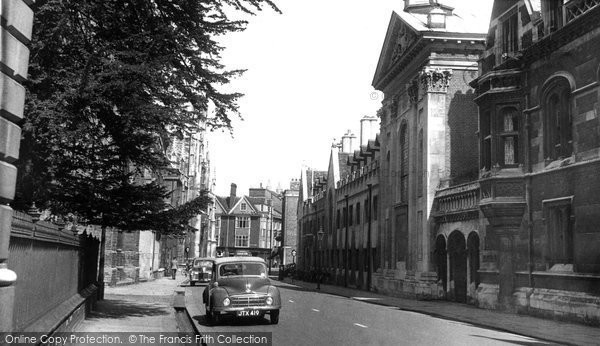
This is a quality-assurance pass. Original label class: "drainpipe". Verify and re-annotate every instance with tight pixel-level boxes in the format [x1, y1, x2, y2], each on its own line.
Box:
[345, 194, 349, 287]
[226, 215, 230, 256]
[525, 96, 534, 288]
[367, 184, 373, 291]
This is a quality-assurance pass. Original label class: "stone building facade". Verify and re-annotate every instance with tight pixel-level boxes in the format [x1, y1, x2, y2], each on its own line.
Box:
[371, 0, 487, 298]
[471, 0, 600, 323]
[333, 126, 380, 289]
[281, 180, 300, 265]
[297, 116, 380, 289]
[297, 168, 328, 273]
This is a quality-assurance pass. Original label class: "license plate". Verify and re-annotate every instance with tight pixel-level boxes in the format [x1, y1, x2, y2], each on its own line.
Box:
[236, 310, 260, 317]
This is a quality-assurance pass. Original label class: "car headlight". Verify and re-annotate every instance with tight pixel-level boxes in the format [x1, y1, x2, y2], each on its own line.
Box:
[265, 296, 273, 305]
[223, 297, 231, 306]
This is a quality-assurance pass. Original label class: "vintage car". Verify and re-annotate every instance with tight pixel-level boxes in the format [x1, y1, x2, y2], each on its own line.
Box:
[202, 256, 281, 325]
[189, 257, 215, 286]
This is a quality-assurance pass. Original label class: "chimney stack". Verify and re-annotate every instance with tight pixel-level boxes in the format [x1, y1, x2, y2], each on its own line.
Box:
[341, 130, 352, 153]
[230, 183, 237, 202]
[290, 179, 300, 191]
[360, 115, 379, 146]
[428, 7, 446, 29]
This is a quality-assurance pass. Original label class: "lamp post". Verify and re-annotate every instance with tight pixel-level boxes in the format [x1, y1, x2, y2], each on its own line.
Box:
[268, 199, 273, 276]
[317, 226, 324, 290]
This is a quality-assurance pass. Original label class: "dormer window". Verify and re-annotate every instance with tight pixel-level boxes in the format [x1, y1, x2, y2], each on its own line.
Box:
[241, 202, 247, 211]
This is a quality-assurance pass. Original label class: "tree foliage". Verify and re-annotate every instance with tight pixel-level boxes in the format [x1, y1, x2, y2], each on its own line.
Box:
[15, 0, 279, 233]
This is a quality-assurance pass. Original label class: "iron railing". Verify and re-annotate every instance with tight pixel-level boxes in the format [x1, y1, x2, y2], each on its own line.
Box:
[7, 211, 99, 331]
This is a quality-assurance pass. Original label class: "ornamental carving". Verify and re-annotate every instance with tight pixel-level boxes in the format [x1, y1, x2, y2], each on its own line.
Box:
[406, 78, 419, 104]
[419, 68, 452, 93]
[392, 22, 416, 62]
[390, 94, 399, 118]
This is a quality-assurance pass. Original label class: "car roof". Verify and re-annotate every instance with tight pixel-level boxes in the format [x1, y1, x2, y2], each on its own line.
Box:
[214, 256, 266, 265]
[192, 257, 215, 261]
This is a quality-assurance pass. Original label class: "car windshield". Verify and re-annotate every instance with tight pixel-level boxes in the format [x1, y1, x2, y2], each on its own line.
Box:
[194, 260, 212, 267]
[219, 262, 266, 277]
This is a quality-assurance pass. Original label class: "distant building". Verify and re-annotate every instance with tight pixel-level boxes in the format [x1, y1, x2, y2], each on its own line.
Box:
[281, 180, 300, 265]
[215, 184, 282, 263]
[298, 116, 380, 290]
[297, 168, 328, 272]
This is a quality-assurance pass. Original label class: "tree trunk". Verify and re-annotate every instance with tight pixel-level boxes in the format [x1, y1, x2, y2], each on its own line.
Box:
[97, 225, 107, 300]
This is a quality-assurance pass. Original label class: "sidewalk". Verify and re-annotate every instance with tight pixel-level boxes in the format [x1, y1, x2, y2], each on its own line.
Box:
[280, 277, 600, 346]
[76, 276, 187, 332]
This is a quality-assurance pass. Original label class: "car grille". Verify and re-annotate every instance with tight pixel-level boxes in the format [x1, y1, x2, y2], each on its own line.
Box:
[230, 295, 266, 307]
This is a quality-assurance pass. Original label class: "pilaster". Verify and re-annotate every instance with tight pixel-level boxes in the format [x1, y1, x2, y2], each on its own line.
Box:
[0, 0, 34, 332]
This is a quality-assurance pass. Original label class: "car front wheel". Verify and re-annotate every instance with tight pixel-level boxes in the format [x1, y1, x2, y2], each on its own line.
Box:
[270, 310, 279, 325]
[205, 305, 213, 323]
[205, 305, 221, 325]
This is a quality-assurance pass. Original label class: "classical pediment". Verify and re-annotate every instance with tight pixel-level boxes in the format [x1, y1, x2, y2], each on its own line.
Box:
[372, 12, 420, 90]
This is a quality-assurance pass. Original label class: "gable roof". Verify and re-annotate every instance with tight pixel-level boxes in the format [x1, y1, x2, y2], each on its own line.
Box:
[228, 195, 257, 215]
[215, 195, 257, 215]
[372, 3, 489, 90]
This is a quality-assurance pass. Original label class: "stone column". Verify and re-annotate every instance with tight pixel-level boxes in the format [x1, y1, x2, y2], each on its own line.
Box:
[0, 0, 34, 331]
[498, 231, 517, 309]
[419, 67, 452, 275]
[446, 250, 451, 295]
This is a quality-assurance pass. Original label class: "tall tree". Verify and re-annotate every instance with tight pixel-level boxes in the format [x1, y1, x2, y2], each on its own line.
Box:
[17, 0, 279, 298]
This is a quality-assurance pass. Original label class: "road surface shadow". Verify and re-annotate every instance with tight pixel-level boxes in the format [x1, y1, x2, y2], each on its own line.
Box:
[86, 298, 172, 319]
[271, 282, 313, 293]
[470, 335, 557, 346]
[192, 314, 271, 327]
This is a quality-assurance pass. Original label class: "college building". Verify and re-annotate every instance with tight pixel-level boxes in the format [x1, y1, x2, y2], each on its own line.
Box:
[298, 0, 600, 325]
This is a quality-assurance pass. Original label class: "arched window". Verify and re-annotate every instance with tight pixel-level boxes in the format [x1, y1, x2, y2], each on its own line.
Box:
[417, 129, 424, 196]
[400, 123, 409, 202]
[544, 78, 572, 160]
[499, 107, 519, 166]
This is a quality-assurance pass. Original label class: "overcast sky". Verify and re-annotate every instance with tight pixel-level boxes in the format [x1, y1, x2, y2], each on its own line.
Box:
[209, 0, 493, 197]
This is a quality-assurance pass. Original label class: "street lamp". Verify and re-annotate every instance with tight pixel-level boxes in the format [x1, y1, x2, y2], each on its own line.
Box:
[317, 226, 324, 290]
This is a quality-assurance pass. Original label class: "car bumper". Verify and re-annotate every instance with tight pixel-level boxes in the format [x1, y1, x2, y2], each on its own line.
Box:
[212, 306, 280, 313]
[191, 273, 211, 282]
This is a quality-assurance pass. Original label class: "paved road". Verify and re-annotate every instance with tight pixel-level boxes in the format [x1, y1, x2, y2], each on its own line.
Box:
[186, 281, 553, 346]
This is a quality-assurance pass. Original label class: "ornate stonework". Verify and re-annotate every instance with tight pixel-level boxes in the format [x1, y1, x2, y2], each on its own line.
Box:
[419, 68, 453, 93]
[406, 78, 419, 103]
[390, 94, 399, 118]
[392, 22, 416, 63]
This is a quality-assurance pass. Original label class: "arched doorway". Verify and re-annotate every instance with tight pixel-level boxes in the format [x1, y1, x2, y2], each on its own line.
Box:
[434, 235, 447, 293]
[448, 231, 467, 303]
[467, 232, 481, 296]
